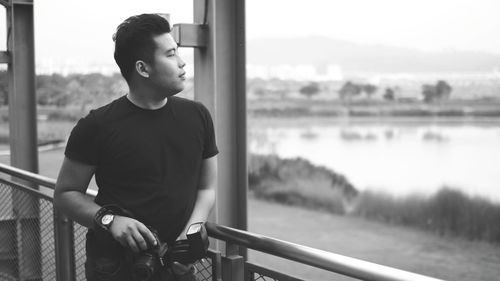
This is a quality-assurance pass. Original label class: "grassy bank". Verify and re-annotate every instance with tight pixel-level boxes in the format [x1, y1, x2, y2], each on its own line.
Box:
[248, 196, 500, 281]
[249, 153, 500, 245]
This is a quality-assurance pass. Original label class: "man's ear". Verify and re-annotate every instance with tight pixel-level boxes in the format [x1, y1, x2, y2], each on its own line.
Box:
[135, 61, 150, 78]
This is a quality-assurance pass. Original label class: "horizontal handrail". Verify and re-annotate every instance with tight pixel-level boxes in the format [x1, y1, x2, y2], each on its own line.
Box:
[0, 162, 98, 197]
[206, 223, 444, 281]
[0, 162, 444, 281]
[0, 162, 56, 188]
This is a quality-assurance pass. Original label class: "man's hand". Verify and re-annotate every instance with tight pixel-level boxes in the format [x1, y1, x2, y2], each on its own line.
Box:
[108, 215, 157, 253]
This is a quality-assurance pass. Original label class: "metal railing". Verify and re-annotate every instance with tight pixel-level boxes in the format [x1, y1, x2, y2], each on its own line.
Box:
[0, 162, 445, 281]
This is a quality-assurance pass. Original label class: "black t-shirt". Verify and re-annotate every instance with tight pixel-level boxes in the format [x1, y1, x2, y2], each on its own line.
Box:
[65, 95, 218, 243]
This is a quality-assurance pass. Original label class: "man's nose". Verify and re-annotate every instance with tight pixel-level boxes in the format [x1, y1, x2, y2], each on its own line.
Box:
[178, 57, 186, 68]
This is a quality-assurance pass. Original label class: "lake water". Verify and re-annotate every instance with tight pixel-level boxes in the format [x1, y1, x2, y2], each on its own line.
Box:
[249, 118, 500, 202]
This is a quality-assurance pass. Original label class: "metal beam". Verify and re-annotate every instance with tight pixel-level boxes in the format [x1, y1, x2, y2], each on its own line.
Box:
[7, 0, 38, 173]
[193, 0, 247, 257]
[172, 23, 207, 48]
[0, 0, 9, 7]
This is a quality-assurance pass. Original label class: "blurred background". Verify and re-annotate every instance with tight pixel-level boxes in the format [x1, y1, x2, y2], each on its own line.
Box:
[0, 0, 499, 280]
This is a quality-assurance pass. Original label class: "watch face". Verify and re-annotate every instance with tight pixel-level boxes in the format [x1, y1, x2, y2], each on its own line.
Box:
[101, 214, 114, 226]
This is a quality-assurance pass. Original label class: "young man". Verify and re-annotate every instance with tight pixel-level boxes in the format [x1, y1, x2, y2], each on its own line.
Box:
[54, 14, 217, 281]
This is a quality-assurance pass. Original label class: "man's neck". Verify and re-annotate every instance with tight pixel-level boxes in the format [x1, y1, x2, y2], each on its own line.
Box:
[127, 89, 168, 110]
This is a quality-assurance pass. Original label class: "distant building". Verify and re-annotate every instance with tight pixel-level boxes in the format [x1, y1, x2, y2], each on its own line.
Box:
[36, 58, 119, 75]
[247, 64, 343, 81]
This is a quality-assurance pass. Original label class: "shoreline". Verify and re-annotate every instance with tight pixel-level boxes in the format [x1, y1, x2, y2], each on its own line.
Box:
[249, 114, 500, 127]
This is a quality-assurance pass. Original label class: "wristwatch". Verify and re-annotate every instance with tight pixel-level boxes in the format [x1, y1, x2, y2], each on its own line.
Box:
[100, 213, 115, 230]
[94, 206, 116, 231]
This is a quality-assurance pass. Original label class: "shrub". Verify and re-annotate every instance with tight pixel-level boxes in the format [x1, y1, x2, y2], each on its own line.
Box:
[248, 154, 358, 214]
[354, 187, 500, 244]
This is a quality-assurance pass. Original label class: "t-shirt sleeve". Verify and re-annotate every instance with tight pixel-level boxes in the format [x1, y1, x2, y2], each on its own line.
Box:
[64, 113, 101, 165]
[198, 103, 219, 159]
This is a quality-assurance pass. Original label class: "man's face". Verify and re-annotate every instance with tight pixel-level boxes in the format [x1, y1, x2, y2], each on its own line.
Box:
[148, 33, 186, 96]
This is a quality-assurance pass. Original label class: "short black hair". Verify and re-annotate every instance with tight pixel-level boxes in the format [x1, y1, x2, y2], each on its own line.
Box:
[113, 14, 171, 82]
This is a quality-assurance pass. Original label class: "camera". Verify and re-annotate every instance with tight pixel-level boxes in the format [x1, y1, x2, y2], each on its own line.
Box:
[131, 228, 169, 281]
[131, 222, 209, 281]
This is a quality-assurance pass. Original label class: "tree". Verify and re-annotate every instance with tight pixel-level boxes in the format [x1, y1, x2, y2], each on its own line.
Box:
[383, 87, 395, 101]
[422, 80, 452, 103]
[36, 74, 69, 106]
[363, 84, 378, 98]
[299, 82, 320, 99]
[252, 86, 267, 98]
[338, 81, 362, 100]
[436, 80, 452, 99]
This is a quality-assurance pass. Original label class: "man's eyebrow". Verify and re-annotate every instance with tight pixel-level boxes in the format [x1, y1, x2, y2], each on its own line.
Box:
[166, 47, 178, 53]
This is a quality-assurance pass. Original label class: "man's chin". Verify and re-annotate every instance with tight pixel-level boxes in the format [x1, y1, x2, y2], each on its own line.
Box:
[167, 87, 184, 97]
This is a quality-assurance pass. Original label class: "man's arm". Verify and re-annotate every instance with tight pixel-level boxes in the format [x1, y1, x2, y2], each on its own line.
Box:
[54, 156, 99, 228]
[54, 156, 156, 253]
[178, 155, 217, 240]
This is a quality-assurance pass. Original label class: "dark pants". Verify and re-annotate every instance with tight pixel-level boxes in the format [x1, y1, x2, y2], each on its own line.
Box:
[85, 230, 197, 281]
[84, 254, 182, 281]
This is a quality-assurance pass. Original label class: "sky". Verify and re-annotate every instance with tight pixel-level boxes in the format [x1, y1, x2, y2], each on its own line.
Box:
[1, 0, 499, 72]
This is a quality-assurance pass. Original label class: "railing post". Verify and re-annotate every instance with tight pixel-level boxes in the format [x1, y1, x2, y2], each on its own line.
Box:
[208, 250, 222, 281]
[221, 255, 244, 281]
[53, 209, 76, 281]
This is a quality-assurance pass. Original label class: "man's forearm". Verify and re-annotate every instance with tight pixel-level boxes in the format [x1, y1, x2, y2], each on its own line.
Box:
[54, 191, 101, 229]
[179, 188, 215, 239]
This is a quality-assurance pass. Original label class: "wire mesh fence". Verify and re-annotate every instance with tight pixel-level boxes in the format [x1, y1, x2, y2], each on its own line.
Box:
[253, 274, 278, 281]
[245, 262, 304, 281]
[194, 255, 215, 281]
[40, 200, 56, 281]
[0, 180, 56, 281]
[74, 223, 87, 281]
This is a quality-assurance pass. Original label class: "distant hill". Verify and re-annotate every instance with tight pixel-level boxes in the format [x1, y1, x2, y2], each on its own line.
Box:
[247, 36, 500, 74]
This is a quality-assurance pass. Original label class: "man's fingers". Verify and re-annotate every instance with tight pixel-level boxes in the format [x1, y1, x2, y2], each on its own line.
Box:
[137, 224, 157, 247]
[109, 216, 155, 252]
[126, 235, 140, 253]
[131, 228, 149, 251]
